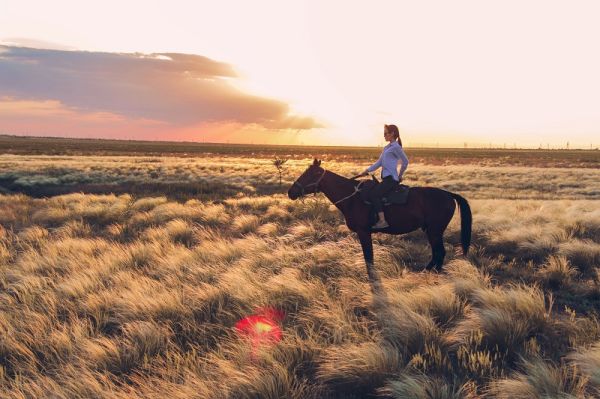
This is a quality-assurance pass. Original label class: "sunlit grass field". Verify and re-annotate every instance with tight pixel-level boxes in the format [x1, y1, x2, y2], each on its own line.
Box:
[1, 139, 600, 398]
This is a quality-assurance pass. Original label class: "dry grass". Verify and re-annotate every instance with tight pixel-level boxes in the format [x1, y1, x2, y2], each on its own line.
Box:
[0, 153, 599, 397]
[487, 358, 588, 398]
[1, 154, 599, 201]
[568, 342, 600, 392]
[537, 255, 579, 289]
[380, 374, 477, 399]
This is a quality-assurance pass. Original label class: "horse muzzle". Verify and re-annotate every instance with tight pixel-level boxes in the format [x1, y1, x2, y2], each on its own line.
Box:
[288, 186, 301, 200]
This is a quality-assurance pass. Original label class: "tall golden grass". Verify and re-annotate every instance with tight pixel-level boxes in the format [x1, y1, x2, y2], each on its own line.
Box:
[0, 155, 599, 397]
[1, 154, 600, 200]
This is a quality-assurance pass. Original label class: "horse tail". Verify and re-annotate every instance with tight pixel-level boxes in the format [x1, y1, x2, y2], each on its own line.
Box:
[451, 192, 472, 255]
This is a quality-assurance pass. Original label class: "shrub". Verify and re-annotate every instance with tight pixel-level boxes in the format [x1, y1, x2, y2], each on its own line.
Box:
[568, 342, 600, 392]
[380, 374, 476, 399]
[317, 342, 403, 396]
[451, 285, 550, 360]
[232, 215, 260, 235]
[487, 358, 586, 399]
[536, 255, 578, 289]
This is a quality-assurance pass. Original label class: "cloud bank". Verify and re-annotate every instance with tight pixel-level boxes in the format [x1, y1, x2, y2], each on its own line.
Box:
[0, 45, 320, 140]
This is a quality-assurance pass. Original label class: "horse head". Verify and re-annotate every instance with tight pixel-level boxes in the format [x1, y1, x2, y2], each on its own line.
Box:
[288, 159, 326, 199]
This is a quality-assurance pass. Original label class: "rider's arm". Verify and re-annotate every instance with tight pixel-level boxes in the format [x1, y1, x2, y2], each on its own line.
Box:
[396, 147, 409, 180]
[364, 154, 383, 175]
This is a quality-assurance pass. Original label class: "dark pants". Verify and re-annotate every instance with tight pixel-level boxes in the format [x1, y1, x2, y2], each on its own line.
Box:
[369, 176, 398, 213]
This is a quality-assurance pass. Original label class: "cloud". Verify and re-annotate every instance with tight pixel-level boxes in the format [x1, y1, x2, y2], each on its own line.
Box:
[0, 97, 168, 139]
[0, 97, 316, 144]
[0, 38, 77, 51]
[0, 45, 321, 133]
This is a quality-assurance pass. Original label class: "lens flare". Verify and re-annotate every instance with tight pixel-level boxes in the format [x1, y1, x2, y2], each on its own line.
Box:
[235, 307, 285, 349]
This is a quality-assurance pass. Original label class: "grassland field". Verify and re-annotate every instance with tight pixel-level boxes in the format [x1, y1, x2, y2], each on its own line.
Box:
[0, 136, 600, 398]
[1, 135, 599, 167]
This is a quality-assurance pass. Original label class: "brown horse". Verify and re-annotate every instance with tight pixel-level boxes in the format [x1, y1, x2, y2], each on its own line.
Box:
[288, 159, 471, 281]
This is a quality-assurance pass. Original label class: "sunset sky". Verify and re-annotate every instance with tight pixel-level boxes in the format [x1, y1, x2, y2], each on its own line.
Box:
[1, 1, 599, 148]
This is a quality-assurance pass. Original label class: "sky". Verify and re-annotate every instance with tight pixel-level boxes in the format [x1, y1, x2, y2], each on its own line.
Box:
[1, 0, 599, 148]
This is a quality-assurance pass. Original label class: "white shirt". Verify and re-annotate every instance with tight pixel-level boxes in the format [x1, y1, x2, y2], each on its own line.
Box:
[366, 141, 409, 181]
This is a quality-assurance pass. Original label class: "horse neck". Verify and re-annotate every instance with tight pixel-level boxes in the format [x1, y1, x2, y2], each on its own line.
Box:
[319, 170, 359, 209]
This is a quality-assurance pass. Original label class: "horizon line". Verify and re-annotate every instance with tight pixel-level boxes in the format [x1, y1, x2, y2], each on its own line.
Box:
[0, 133, 598, 151]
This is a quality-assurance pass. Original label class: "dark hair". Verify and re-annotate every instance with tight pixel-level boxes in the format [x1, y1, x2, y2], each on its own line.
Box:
[386, 124, 402, 147]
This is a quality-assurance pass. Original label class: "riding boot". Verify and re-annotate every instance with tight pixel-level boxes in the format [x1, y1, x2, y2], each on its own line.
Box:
[372, 212, 389, 229]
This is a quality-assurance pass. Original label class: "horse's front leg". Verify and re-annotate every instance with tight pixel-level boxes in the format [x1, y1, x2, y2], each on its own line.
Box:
[356, 229, 376, 282]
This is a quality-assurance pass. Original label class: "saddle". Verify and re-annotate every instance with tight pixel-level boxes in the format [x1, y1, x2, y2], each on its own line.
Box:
[357, 177, 410, 228]
[359, 177, 410, 206]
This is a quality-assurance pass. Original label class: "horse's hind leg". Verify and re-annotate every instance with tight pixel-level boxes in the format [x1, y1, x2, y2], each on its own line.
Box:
[425, 229, 446, 271]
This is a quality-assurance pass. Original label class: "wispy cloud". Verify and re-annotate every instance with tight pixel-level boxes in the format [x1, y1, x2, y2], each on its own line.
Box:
[0, 38, 77, 51]
[0, 45, 320, 138]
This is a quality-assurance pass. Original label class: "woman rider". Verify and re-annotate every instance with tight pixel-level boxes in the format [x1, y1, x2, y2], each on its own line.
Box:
[359, 124, 409, 229]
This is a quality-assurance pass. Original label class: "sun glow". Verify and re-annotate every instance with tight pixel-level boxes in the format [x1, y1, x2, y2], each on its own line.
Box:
[1, 1, 599, 147]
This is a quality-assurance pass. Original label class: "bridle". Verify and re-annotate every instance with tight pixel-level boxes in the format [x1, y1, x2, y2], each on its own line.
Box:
[291, 168, 367, 205]
[291, 168, 327, 198]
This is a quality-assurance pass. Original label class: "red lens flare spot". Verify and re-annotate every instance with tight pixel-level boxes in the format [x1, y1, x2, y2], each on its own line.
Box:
[235, 307, 285, 347]
[254, 321, 273, 334]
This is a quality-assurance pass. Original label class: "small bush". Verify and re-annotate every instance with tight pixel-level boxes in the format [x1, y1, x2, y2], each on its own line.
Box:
[380, 374, 476, 399]
[488, 358, 586, 399]
[568, 342, 600, 391]
[451, 285, 549, 359]
[232, 215, 260, 235]
[536, 255, 578, 289]
[317, 342, 403, 396]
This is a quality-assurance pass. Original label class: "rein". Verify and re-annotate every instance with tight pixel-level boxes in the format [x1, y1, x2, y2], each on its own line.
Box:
[334, 180, 366, 205]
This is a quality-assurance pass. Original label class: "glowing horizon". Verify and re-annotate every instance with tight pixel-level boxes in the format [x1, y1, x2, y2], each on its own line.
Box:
[1, 1, 599, 148]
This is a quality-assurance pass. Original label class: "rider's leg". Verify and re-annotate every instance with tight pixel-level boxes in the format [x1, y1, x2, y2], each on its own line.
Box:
[371, 177, 397, 228]
[369, 187, 385, 225]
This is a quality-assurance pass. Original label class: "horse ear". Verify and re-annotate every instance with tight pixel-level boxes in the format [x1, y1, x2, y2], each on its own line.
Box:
[317, 159, 321, 166]
[312, 158, 320, 166]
